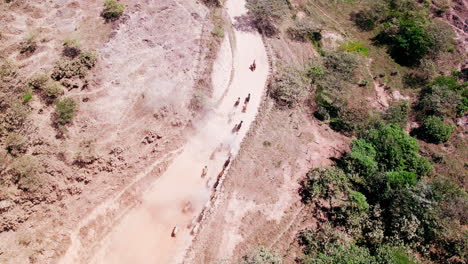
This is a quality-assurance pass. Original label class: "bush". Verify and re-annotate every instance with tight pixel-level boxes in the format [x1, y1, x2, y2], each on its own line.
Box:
[79, 51, 97, 69]
[413, 116, 454, 144]
[363, 123, 432, 176]
[28, 73, 49, 90]
[323, 52, 359, 80]
[287, 19, 321, 42]
[9, 155, 37, 187]
[101, 0, 125, 21]
[383, 100, 409, 127]
[22, 91, 33, 104]
[242, 246, 282, 264]
[43, 81, 63, 101]
[417, 81, 465, 118]
[343, 139, 378, 177]
[300, 167, 350, 204]
[62, 38, 81, 58]
[19, 34, 37, 54]
[375, 17, 435, 66]
[51, 51, 96, 80]
[270, 66, 309, 107]
[55, 98, 77, 124]
[5, 133, 27, 156]
[246, 0, 288, 36]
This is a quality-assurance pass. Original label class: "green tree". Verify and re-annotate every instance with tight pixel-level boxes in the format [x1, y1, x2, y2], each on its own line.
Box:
[413, 116, 454, 144]
[364, 123, 431, 176]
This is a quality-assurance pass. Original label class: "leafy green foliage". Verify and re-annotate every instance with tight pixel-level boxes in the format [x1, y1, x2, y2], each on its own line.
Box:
[245, 0, 289, 36]
[362, 123, 432, 176]
[101, 0, 125, 21]
[300, 167, 350, 204]
[417, 76, 467, 118]
[412, 116, 454, 144]
[340, 41, 369, 56]
[54, 98, 77, 124]
[353, 0, 454, 66]
[22, 91, 33, 104]
[242, 246, 282, 264]
[384, 100, 409, 127]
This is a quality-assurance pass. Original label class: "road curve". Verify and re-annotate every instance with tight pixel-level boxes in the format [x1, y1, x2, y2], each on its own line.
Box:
[60, 0, 268, 262]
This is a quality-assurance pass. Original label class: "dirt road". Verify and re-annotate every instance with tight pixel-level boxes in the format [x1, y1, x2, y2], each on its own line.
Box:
[60, 0, 268, 262]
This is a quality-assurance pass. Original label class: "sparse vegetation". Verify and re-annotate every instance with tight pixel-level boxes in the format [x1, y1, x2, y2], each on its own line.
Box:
[101, 0, 125, 21]
[54, 98, 77, 124]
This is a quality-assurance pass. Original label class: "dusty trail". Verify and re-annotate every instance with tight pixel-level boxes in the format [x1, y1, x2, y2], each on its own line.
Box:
[59, 0, 268, 262]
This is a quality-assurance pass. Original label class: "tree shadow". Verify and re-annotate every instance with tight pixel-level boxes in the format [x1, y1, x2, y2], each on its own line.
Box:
[233, 14, 257, 33]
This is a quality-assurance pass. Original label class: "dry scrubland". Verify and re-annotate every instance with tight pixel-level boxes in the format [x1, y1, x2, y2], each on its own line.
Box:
[0, 0, 223, 262]
[0, 0, 466, 263]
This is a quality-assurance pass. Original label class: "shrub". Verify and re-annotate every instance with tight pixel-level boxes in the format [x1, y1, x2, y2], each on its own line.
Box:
[51, 52, 96, 80]
[62, 38, 81, 58]
[360, 123, 432, 177]
[413, 116, 454, 144]
[300, 167, 350, 204]
[19, 34, 37, 54]
[9, 155, 37, 186]
[323, 52, 358, 81]
[417, 82, 464, 118]
[43, 81, 63, 101]
[22, 91, 33, 104]
[5, 133, 27, 156]
[79, 51, 97, 69]
[343, 139, 378, 177]
[270, 66, 309, 107]
[242, 246, 282, 264]
[375, 17, 435, 66]
[28, 73, 49, 90]
[287, 19, 321, 42]
[55, 98, 77, 124]
[101, 0, 125, 21]
[245, 0, 288, 36]
[386, 171, 418, 190]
